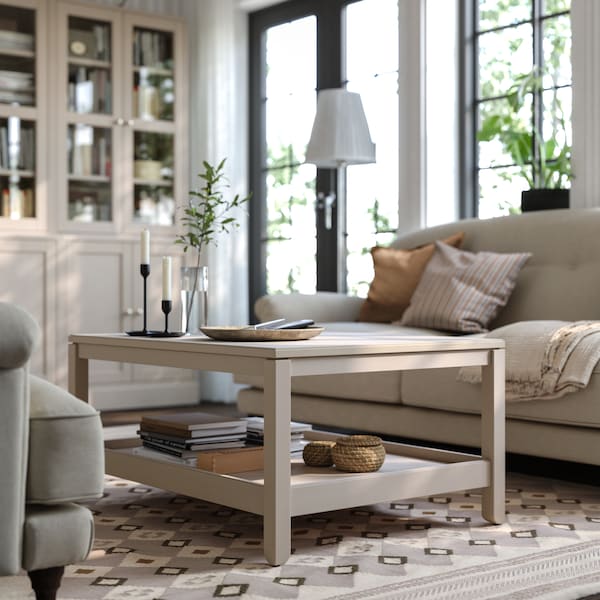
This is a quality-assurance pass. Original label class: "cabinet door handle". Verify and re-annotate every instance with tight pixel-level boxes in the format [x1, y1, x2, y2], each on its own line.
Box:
[114, 117, 125, 126]
[135, 308, 144, 316]
[122, 307, 134, 316]
[126, 119, 135, 126]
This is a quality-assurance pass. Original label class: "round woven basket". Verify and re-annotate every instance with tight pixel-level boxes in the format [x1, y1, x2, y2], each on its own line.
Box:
[303, 440, 336, 467]
[332, 435, 385, 472]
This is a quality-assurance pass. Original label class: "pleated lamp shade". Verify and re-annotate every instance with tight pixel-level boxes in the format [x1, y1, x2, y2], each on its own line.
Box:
[305, 88, 376, 168]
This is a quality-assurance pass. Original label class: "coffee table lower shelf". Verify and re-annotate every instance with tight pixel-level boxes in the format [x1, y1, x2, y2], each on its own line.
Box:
[105, 431, 490, 518]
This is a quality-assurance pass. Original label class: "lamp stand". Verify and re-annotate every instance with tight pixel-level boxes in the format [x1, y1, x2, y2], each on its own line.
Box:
[336, 162, 348, 294]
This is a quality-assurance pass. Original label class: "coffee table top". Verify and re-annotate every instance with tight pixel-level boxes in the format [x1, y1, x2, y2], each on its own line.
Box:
[69, 331, 504, 360]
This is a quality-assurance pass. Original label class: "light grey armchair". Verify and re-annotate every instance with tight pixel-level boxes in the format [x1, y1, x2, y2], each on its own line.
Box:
[0, 302, 104, 600]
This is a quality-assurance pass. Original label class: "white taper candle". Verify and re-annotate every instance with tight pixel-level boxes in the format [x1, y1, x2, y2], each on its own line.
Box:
[162, 256, 172, 300]
[141, 229, 150, 265]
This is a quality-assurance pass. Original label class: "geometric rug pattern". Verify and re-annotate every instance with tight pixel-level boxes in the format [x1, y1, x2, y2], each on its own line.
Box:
[51, 474, 600, 599]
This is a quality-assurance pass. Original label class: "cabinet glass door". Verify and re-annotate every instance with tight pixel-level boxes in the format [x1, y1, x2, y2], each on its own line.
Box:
[65, 13, 114, 225]
[132, 27, 174, 122]
[127, 17, 180, 231]
[67, 124, 111, 222]
[67, 16, 111, 114]
[133, 130, 174, 225]
[0, 3, 39, 223]
[0, 4, 35, 106]
[0, 116, 35, 218]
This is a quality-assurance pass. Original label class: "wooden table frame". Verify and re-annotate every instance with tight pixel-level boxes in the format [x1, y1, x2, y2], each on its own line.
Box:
[68, 333, 505, 565]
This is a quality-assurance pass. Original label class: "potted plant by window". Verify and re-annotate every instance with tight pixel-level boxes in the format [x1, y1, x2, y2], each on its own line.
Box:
[477, 68, 572, 212]
[176, 158, 251, 332]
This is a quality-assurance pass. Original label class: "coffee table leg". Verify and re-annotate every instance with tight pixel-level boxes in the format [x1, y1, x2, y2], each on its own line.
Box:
[68, 342, 89, 403]
[262, 359, 292, 565]
[481, 348, 505, 524]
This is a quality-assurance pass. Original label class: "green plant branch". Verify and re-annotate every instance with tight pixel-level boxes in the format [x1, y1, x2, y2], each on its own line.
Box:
[176, 158, 252, 329]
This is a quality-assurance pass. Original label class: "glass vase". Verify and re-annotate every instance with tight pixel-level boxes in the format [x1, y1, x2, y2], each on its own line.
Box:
[180, 265, 208, 333]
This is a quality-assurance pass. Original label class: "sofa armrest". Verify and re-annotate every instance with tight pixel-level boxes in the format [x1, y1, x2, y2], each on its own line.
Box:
[0, 303, 40, 369]
[254, 292, 364, 323]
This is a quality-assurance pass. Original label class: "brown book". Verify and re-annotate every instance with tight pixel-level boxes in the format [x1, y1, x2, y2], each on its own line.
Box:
[140, 411, 245, 434]
[140, 421, 246, 439]
[196, 446, 264, 474]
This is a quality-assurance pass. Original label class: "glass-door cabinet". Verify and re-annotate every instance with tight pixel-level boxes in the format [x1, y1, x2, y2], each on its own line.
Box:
[56, 3, 186, 234]
[125, 12, 185, 233]
[56, 2, 120, 232]
[0, 0, 46, 230]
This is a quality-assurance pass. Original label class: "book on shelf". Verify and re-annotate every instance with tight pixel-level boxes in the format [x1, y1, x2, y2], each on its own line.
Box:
[140, 411, 246, 434]
[196, 446, 264, 474]
[0, 30, 34, 52]
[142, 439, 246, 458]
[131, 445, 197, 466]
[243, 416, 311, 454]
[139, 421, 247, 439]
[244, 416, 312, 435]
[138, 430, 247, 451]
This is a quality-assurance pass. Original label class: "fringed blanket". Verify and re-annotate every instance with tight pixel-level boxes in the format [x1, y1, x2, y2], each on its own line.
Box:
[457, 320, 600, 401]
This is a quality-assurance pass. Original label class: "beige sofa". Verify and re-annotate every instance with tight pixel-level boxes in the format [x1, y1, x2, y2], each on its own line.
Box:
[238, 208, 600, 467]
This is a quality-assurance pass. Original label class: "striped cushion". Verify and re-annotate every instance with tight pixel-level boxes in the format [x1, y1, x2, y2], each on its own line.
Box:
[400, 242, 531, 333]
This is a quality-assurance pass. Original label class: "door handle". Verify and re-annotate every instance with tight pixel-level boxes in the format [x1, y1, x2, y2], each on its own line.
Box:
[317, 192, 336, 230]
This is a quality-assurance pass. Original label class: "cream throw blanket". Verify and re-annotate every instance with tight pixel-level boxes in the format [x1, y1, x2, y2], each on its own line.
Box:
[457, 320, 600, 401]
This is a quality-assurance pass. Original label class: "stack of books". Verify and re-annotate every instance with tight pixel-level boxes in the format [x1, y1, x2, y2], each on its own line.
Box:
[0, 69, 34, 105]
[136, 411, 248, 465]
[244, 416, 312, 454]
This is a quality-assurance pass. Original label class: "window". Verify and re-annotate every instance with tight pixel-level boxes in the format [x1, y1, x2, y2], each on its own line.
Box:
[248, 0, 399, 311]
[466, 0, 572, 218]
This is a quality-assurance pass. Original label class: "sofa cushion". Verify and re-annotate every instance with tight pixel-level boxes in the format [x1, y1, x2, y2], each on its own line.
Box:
[400, 242, 531, 333]
[27, 375, 104, 504]
[401, 366, 600, 428]
[235, 322, 446, 404]
[23, 503, 94, 571]
[358, 231, 464, 323]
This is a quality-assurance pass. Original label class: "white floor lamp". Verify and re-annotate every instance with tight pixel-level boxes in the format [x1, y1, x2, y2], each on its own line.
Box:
[305, 88, 376, 292]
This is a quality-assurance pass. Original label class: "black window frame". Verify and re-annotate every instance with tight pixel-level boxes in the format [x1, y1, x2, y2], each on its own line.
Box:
[460, 0, 571, 218]
[248, 0, 362, 319]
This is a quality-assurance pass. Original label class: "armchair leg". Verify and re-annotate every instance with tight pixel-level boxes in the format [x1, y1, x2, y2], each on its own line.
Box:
[28, 566, 65, 600]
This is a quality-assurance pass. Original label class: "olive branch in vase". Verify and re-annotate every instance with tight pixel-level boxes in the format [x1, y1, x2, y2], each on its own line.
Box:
[175, 158, 251, 329]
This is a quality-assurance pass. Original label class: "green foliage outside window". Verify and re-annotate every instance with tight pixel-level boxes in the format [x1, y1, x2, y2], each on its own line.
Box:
[475, 0, 571, 215]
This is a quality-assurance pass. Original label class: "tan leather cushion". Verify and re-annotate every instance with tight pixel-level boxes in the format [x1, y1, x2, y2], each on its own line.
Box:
[359, 232, 464, 323]
[401, 242, 531, 333]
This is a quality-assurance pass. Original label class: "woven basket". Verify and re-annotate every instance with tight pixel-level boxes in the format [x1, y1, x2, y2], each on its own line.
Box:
[303, 440, 336, 467]
[332, 435, 385, 472]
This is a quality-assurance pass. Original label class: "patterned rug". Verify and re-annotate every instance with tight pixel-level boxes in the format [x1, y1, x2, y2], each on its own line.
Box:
[9, 473, 600, 599]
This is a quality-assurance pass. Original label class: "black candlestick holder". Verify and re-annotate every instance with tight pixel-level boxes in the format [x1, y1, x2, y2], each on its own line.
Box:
[126, 264, 184, 337]
[154, 300, 185, 338]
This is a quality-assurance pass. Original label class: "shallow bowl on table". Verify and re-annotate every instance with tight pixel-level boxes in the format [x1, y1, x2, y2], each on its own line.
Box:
[200, 326, 324, 342]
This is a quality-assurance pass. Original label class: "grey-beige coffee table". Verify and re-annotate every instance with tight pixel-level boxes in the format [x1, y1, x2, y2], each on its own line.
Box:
[68, 332, 505, 565]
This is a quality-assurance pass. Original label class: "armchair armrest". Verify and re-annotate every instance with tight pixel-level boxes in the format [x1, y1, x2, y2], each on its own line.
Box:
[254, 292, 364, 323]
[0, 303, 40, 369]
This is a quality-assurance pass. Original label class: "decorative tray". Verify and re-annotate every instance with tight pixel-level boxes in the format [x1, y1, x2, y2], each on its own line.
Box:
[200, 326, 324, 342]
